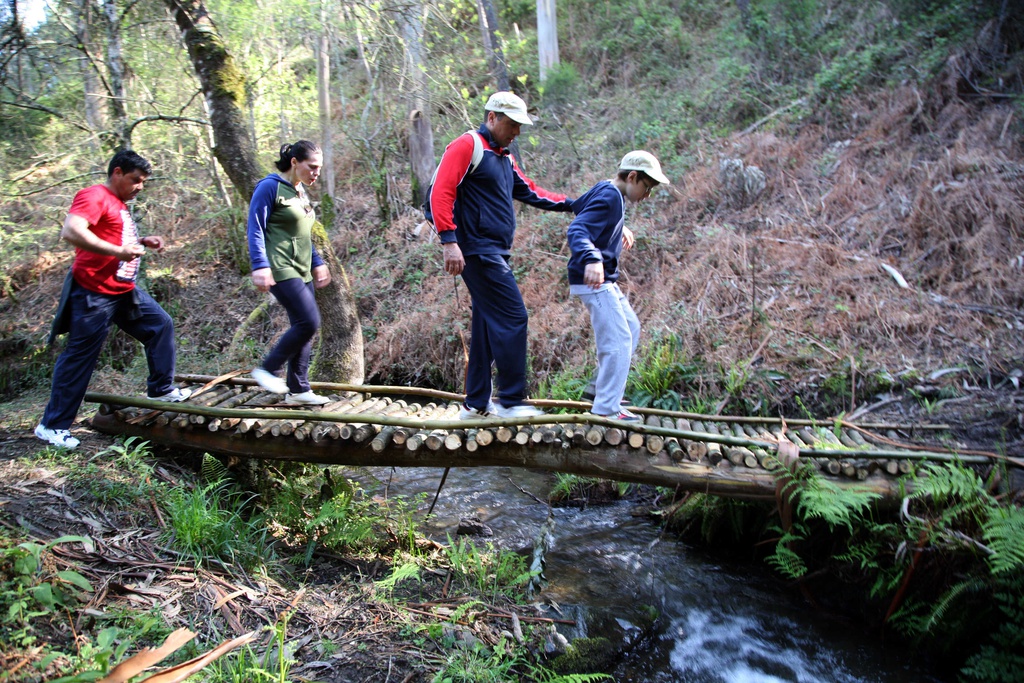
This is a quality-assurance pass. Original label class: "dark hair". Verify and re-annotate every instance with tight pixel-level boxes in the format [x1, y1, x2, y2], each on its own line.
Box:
[107, 149, 152, 178]
[617, 169, 654, 184]
[274, 140, 321, 172]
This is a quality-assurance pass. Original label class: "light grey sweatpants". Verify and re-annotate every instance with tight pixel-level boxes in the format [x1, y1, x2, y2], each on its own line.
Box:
[570, 282, 641, 415]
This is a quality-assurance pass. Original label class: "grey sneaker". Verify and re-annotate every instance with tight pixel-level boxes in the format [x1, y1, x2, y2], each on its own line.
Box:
[590, 409, 642, 423]
[149, 387, 192, 402]
[252, 367, 289, 394]
[284, 391, 330, 406]
[34, 424, 80, 449]
[459, 401, 498, 419]
[494, 403, 545, 419]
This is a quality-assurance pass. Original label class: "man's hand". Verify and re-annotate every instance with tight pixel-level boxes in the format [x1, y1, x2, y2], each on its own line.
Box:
[622, 226, 636, 250]
[140, 235, 165, 252]
[443, 242, 465, 276]
[312, 264, 332, 289]
[583, 262, 605, 289]
[252, 267, 276, 292]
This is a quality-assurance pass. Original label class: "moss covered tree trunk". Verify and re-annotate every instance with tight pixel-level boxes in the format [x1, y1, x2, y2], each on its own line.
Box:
[311, 223, 365, 384]
[163, 0, 262, 198]
[166, 0, 364, 384]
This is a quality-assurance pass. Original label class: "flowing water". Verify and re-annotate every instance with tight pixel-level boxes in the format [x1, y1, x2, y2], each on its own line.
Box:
[357, 465, 941, 683]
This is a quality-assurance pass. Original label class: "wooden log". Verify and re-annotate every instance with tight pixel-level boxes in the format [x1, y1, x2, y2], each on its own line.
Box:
[188, 386, 239, 424]
[604, 426, 625, 446]
[392, 402, 432, 446]
[350, 401, 405, 444]
[339, 398, 390, 440]
[841, 461, 856, 478]
[425, 404, 460, 450]
[585, 424, 605, 446]
[515, 427, 533, 445]
[848, 429, 869, 447]
[726, 446, 759, 469]
[627, 430, 645, 449]
[824, 459, 842, 475]
[445, 429, 465, 450]
[475, 426, 495, 447]
[661, 417, 681, 458]
[697, 421, 723, 466]
[310, 395, 370, 442]
[496, 425, 516, 443]
[644, 414, 664, 454]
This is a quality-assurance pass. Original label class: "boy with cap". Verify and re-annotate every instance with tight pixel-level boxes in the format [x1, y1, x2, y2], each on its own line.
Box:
[426, 91, 575, 419]
[567, 150, 670, 421]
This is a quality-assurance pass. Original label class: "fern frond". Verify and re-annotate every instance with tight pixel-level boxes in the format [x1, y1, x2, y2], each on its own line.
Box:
[796, 479, 880, 532]
[921, 578, 988, 632]
[984, 506, 1024, 574]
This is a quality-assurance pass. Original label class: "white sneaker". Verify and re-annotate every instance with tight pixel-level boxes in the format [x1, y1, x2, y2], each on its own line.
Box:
[34, 424, 80, 449]
[494, 403, 545, 419]
[458, 401, 498, 420]
[149, 387, 192, 402]
[252, 367, 289, 394]
[284, 391, 330, 406]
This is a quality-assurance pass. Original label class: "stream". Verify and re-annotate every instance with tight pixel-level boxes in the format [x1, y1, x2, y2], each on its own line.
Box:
[357, 464, 942, 682]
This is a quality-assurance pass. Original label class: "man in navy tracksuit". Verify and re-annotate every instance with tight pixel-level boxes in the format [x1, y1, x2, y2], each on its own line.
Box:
[426, 91, 574, 419]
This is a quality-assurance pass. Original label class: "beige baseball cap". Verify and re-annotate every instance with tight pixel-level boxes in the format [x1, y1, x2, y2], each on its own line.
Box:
[485, 91, 533, 125]
[619, 150, 670, 185]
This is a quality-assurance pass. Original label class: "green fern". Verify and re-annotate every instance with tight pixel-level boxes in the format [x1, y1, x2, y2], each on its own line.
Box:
[765, 525, 808, 579]
[983, 506, 1024, 574]
[910, 462, 990, 506]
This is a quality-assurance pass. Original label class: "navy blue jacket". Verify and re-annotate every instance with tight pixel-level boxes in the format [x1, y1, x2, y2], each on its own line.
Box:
[566, 180, 626, 285]
[427, 125, 573, 256]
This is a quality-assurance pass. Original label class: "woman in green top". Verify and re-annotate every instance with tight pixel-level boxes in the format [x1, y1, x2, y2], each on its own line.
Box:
[246, 141, 332, 405]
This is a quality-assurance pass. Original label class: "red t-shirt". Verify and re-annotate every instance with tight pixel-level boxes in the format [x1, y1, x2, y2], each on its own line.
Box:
[69, 184, 141, 295]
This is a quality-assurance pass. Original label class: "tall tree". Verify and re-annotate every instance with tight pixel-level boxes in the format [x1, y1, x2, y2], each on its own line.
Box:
[75, 0, 105, 138]
[101, 0, 127, 147]
[402, 0, 433, 207]
[317, 0, 335, 199]
[162, 0, 262, 197]
[476, 0, 509, 90]
[164, 0, 364, 384]
[536, 0, 559, 81]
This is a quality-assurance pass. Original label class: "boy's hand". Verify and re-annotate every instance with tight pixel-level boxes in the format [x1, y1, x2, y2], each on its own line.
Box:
[584, 262, 605, 288]
[621, 226, 635, 250]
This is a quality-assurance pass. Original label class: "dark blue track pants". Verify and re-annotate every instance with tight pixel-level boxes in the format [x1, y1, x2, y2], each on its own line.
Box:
[262, 278, 320, 393]
[459, 253, 529, 410]
[42, 282, 176, 430]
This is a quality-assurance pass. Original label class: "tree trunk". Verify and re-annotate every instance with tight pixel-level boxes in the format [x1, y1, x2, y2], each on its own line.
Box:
[317, 2, 336, 199]
[311, 223, 365, 384]
[162, 0, 263, 198]
[536, 0, 559, 82]
[101, 0, 128, 147]
[476, 0, 509, 90]
[76, 0, 106, 138]
[403, 1, 434, 207]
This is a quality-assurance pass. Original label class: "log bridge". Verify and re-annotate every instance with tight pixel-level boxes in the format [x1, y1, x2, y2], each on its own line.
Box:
[85, 373, 990, 502]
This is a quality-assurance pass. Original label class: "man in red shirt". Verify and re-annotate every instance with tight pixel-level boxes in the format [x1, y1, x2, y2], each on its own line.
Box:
[35, 150, 190, 449]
